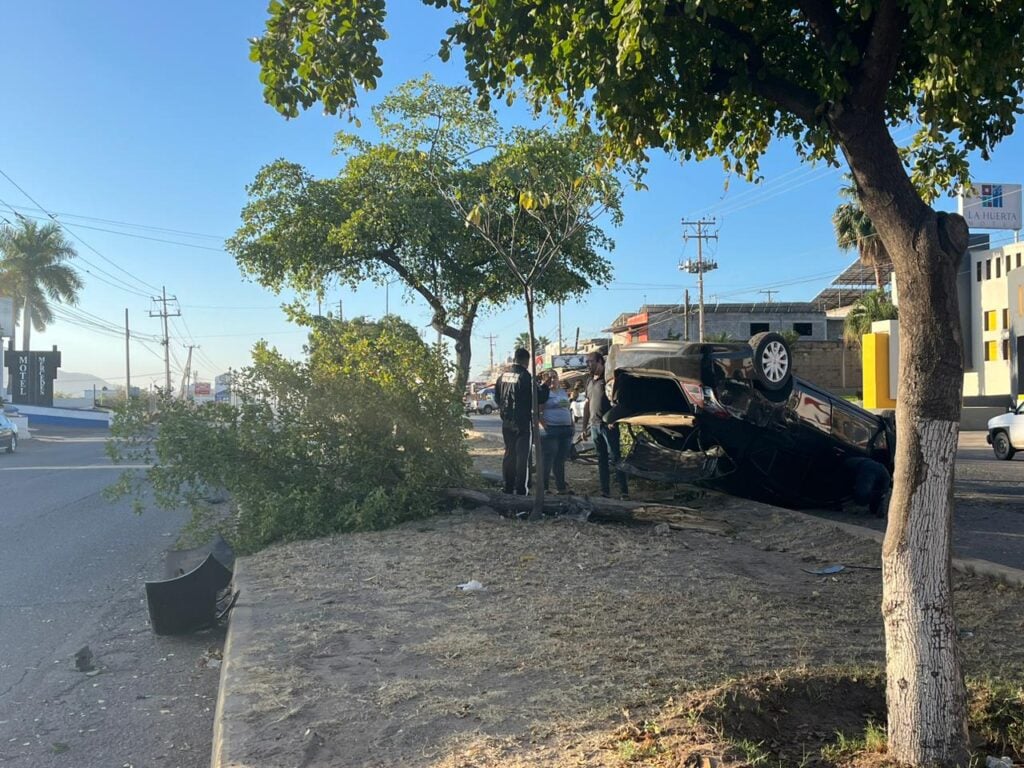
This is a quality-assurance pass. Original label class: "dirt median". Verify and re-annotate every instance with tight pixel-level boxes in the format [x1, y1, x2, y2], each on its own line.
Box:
[216, 440, 1024, 768]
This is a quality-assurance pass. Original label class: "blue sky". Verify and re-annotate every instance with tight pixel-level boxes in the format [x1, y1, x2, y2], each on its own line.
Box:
[2, 2, 1022, 390]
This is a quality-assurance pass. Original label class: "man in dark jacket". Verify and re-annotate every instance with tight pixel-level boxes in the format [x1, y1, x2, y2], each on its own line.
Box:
[582, 350, 630, 499]
[494, 347, 548, 495]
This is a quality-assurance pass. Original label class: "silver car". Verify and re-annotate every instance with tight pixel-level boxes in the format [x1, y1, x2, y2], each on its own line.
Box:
[0, 413, 18, 454]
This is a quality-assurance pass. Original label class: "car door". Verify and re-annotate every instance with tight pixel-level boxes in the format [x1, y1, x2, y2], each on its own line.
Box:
[1010, 402, 1024, 448]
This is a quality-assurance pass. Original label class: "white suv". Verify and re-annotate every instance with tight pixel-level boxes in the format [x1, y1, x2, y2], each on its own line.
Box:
[987, 401, 1024, 460]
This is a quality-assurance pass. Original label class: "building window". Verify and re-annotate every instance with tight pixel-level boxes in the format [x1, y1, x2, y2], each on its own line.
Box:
[1007, 255, 1012, 273]
[1004, 308, 1010, 329]
[985, 310, 998, 331]
[1019, 286, 1024, 317]
[1004, 339, 1010, 361]
[1017, 253, 1021, 269]
[986, 340, 999, 361]
[996, 258, 1002, 278]
[986, 260, 992, 279]
[750, 322, 769, 335]
[792, 322, 813, 336]
[977, 261, 983, 282]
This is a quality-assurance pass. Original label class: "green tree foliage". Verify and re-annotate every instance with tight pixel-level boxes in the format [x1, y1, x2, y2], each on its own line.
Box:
[843, 290, 899, 346]
[833, 176, 892, 291]
[249, 3, 1024, 764]
[107, 315, 469, 553]
[227, 77, 615, 390]
[0, 219, 82, 350]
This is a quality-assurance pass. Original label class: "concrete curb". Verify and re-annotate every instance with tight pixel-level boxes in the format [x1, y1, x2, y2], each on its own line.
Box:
[210, 561, 252, 768]
[789, 510, 1024, 587]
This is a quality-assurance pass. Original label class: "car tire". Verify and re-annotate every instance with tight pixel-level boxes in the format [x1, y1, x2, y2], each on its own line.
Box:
[6, 435, 15, 454]
[993, 430, 1015, 461]
[749, 332, 792, 391]
[482, 405, 493, 415]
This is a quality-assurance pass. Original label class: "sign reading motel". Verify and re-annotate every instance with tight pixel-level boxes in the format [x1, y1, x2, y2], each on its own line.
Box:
[957, 182, 1022, 230]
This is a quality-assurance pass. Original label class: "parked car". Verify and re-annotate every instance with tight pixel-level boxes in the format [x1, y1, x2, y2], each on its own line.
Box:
[606, 332, 895, 513]
[464, 387, 498, 415]
[987, 401, 1024, 460]
[0, 413, 18, 453]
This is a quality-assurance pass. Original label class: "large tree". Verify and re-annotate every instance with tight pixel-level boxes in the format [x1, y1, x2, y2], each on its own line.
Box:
[833, 175, 892, 291]
[0, 219, 82, 351]
[249, 2, 1024, 764]
[227, 78, 614, 390]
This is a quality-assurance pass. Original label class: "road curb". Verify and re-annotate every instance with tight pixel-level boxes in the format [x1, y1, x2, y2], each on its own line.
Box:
[210, 561, 252, 768]
[789, 510, 1024, 587]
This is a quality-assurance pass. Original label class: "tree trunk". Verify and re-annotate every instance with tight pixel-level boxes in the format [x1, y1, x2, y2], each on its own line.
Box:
[21, 296, 31, 352]
[452, 323, 473, 393]
[430, 317, 474, 393]
[834, 108, 969, 767]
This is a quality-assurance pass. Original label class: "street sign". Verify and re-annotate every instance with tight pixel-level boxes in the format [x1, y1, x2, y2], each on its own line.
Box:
[551, 353, 588, 369]
[958, 183, 1022, 230]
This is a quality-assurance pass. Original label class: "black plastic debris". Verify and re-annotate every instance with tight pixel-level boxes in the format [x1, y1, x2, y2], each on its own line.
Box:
[145, 536, 235, 635]
[162, 533, 235, 578]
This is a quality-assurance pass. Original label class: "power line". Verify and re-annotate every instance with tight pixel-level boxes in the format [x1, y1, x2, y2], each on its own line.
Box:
[0, 193, 154, 299]
[3, 204, 224, 240]
[0, 169, 160, 295]
[8, 210, 227, 252]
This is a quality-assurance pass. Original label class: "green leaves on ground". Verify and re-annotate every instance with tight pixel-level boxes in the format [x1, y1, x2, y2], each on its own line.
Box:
[106, 315, 469, 553]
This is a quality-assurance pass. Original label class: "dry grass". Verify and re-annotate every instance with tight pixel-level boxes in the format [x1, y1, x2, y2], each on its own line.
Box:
[221, 437, 1024, 768]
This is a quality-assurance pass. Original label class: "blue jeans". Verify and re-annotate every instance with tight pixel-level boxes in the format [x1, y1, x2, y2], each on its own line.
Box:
[591, 423, 629, 496]
[541, 424, 573, 491]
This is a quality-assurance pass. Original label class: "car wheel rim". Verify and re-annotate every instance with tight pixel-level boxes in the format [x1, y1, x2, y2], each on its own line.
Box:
[761, 341, 789, 383]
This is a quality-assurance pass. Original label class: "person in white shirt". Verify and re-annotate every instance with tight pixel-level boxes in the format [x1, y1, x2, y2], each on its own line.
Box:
[539, 370, 573, 494]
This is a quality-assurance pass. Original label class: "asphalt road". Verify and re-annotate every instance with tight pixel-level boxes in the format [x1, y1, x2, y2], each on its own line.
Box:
[0, 429, 223, 768]
[470, 415, 1024, 570]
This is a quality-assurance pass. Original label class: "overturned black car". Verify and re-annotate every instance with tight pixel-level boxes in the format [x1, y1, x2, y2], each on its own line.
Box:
[606, 333, 895, 514]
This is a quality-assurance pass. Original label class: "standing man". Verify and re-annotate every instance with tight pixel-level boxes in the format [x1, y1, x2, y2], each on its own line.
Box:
[495, 347, 547, 495]
[582, 350, 629, 499]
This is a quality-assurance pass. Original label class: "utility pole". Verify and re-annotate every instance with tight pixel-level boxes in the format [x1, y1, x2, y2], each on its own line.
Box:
[679, 218, 719, 342]
[759, 289, 778, 303]
[149, 286, 180, 396]
[180, 344, 198, 399]
[124, 308, 131, 399]
[338, 299, 343, 322]
[557, 302, 563, 355]
[485, 334, 497, 378]
[683, 289, 690, 341]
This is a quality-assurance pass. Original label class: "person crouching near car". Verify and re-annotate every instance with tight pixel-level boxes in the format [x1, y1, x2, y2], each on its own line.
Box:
[495, 347, 548, 495]
[583, 350, 630, 500]
[539, 370, 573, 495]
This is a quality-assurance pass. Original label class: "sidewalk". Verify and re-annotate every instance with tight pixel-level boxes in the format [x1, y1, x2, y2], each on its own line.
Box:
[209, 490, 1024, 768]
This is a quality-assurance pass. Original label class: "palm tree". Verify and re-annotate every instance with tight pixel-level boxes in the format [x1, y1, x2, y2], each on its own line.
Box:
[514, 332, 551, 352]
[843, 290, 898, 345]
[0, 220, 83, 350]
[832, 175, 892, 291]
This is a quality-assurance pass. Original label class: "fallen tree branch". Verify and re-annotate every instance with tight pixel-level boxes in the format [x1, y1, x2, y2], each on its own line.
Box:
[445, 487, 727, 533]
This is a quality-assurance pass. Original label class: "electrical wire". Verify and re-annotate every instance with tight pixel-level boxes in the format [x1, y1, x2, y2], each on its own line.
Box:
[0, 169, 160, 296]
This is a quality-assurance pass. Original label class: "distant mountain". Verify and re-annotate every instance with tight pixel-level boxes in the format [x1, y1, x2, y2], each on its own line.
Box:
[54, 371, 115, 396]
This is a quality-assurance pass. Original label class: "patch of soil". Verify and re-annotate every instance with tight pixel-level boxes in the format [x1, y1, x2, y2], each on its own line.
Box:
[222, 437, 1024, 768]
[659, 670, 887, 767]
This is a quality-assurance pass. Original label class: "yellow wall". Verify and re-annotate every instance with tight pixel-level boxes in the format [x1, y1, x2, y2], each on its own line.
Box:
[863, 332, 897, 408]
